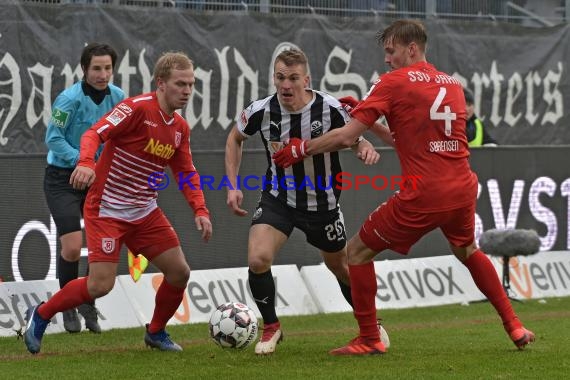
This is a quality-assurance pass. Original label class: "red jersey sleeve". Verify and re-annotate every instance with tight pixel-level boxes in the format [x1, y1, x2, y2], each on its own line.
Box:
[77, 129, 101, 170]
[77, 99, 138, 169]
[351, 74, 393, 127]
[169, 121, 210, 219]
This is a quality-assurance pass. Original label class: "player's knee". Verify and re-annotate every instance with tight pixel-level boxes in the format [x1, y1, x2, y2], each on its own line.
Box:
[60, 247, 82, 262]
[347, 236, 377, 265]
[163, 262, 190, 288]
[323, 257, 348, 277]
[248, 255, 271, 274]
[176, 264, 191, 286]
[450, 241, 477, 262]
[87, 279, 115, 298]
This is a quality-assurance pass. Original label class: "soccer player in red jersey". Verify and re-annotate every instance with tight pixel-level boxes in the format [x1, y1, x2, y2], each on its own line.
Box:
[23, 52, 212, 354]
[273, 19, 534, 355]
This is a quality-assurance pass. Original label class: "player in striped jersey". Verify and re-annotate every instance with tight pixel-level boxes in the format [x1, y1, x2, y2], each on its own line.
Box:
[274, 20, 534, 355]
[225, 48, 383, 355]
[24, 52, 211, 354]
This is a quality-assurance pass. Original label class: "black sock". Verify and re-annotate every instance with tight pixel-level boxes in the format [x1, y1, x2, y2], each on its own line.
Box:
[337, 279, 354, 308]
[83, 264, 95, 307]
[248, 269, 278, 325]
[57, 256, 79, 289]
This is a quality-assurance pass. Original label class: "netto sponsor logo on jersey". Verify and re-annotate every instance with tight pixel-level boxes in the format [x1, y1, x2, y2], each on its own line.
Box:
[144, 137, 175, 159]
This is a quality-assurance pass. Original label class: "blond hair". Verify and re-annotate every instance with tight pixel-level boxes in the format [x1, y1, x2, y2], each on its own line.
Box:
[377, 19, 428, 52]
[153, 52, 194, 82]
[274, 48, 308, 73]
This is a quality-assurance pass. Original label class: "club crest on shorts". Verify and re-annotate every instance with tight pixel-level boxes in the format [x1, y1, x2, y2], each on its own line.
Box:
[102, 238, 115, 254]
[252, 207, 263, 221]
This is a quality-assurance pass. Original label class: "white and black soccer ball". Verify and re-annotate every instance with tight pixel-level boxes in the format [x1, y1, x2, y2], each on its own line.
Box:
[209, 302, 258, 349]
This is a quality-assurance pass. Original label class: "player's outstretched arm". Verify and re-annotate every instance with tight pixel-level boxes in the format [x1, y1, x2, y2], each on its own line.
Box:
[338, 95, 359, 113]
[70, 128, 102, 190]
[227, 189, 247, 216]
[195, 215, 212, 242]
[273, 120, 367, 168]
[225, 126, 248, 216]
[351, 138, 380, 165]
[70, 165, 95, 190]
[370, 122, 395, 147]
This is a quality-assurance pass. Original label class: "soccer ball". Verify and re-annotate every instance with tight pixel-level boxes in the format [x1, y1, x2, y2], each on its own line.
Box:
[209, 302, 258, 349]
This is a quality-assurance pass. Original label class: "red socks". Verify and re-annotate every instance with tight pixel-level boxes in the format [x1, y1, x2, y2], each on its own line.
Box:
[348, 262, 380, 341]
[463, 250, 522, 332]
[38, 277, 93, 320]
[36, 252, 519, 338]
[148, 279, 185, 334]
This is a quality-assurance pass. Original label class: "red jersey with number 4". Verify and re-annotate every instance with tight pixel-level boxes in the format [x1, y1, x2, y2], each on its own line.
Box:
[78, 92, 209, 222]
[352, 61, 478, 212]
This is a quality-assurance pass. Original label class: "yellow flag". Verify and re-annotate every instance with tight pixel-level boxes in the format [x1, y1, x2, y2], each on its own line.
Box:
[128, 250, 149, 282]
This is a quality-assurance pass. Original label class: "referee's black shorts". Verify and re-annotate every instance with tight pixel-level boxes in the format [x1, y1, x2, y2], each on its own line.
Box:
[251, 192, 347, 253]
[44, 165, 87, 237]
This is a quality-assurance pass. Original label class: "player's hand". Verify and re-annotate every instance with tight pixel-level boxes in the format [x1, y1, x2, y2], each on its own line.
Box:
[272, 137, 308, 168]
[356, 139, 380, 165]
[195, 215, 212, 242]
[70, 165, 96, 190]
[339, 96, 360, 113]
[227, 189, 247, 216]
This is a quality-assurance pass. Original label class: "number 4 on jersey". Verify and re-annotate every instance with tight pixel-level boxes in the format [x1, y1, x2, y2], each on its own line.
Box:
[430, 87, 456, 136]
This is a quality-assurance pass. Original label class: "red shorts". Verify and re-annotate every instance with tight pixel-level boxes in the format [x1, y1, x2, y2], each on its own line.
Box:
[85, 207, 180, 263]
[359, 195, 475, 255]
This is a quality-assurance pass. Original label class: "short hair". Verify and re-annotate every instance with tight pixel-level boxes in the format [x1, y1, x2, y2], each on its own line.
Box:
[274, 48, 308, 72]
[463, 88, 474, 105]
[153, 52, 194, 82]
[81, 43, 118, 72]
[377, 19, 428, 52]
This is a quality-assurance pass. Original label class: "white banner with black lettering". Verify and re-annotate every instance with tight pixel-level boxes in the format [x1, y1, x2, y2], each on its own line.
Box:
[301, 251, 570, 313]
[0, 279, 139, 337]
[2, 254, 569, 337]
[117, 264, 319, 326]
[302, 256, 485, 313]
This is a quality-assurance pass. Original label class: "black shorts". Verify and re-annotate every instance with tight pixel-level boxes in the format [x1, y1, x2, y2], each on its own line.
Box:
[44, 165, 87, 237]
[251, 192, 347, 253]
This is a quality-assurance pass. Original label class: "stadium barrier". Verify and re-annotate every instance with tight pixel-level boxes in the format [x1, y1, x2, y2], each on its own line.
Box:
[1, 250, 569, 337]
[17, 0, 570, 26]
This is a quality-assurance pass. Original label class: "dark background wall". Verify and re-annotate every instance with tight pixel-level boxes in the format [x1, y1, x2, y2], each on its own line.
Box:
[2, 146, 569, 282]
[0, 2, 569, 154]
